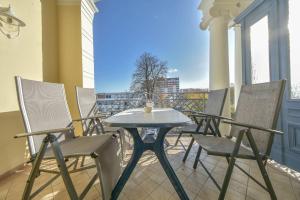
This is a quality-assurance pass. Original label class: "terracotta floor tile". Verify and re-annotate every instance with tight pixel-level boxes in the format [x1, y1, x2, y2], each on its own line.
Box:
[291, 179, 300, 200]
[1, 136, 299, 200]
[150, 186, 172, 200]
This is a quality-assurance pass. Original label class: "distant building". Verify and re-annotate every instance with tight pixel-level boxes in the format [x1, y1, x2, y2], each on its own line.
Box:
[96, 92, 144, 112]
[157, 77, 180, 94]
[179, 88, 208, 93]
[96, 92, 139, 100]
[96, 84, 211, 112]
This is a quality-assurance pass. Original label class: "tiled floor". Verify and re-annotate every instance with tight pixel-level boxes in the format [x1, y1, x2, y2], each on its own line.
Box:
[0, 136, 299, 200]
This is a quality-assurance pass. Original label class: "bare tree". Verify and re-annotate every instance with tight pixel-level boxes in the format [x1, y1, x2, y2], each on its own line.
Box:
[130, 52, 168, 101]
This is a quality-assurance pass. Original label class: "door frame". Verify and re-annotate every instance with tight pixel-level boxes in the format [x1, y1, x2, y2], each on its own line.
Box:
[236, 0, 300, 170]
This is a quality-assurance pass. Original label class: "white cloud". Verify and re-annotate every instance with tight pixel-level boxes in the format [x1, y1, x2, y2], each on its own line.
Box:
[168, 68, 179, 73]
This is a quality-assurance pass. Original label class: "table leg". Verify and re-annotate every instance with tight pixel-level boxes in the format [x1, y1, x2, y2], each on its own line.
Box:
[153, 127, 190, 200]
[111, 127, 189, 200]
[111, 128, 144, 200]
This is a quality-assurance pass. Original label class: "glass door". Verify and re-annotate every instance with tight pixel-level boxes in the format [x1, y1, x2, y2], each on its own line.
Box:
[240, 0, 300, 170]
[279, 0, 300, 170]
[289, 0, 300, 99]
[250, 16, 270, 84]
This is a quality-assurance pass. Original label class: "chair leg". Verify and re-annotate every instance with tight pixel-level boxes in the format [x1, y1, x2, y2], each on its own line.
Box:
[178, 140, 186, 151]
[219, 130, 245, 200]
[256, 158, 277, 199]
[219, 157, 236, 200]
[193, 146, 202, 169]
[246, 131, 277, 200]
[164, 138, 170, 147]
[183, 137, 194, 162]
[80, 156, 86, 167]
[118, 130, 125, 161]
[50, 135, 78, 200]
[174, 132, 183, 146]
[22, 137, 50, 200]
[99, 123, 105, 134]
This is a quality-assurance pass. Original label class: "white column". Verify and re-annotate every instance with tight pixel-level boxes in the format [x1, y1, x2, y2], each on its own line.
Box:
[208, 15, 231, 135]
[198, 0, 253, 135]
[209, 16, 230, 90]
[81, 0, 98, 88]
[234, 25, 242, 108]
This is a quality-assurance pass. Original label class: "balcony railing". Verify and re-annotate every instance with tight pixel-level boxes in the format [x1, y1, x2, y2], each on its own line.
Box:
[96, 92, 208, 113]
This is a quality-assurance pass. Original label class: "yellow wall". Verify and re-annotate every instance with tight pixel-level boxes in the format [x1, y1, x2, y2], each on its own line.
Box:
[42, 0, 59, 83]
[0, 0, 95, 176]
[57, 4, 83, 134]
[0, 0, 43, 175]
[42, 3, 84, 134]
[0, 0, 43, 113]
[0, 112, 27, 174]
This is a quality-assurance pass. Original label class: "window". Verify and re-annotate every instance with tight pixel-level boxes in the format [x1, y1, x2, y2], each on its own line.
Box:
[289, 0, 300, 99]
[250, 16, 270, 84]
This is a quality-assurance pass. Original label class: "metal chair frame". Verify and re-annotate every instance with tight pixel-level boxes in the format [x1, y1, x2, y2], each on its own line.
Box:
[15, 77, 119, 200]
[186, 80, 286, 200]
[182, 113, 231, 168]
[176, 89, 228, 164]
[196, 122, 283, 200]
[75, 87, 125, 159]
[14, 128, 103, 200]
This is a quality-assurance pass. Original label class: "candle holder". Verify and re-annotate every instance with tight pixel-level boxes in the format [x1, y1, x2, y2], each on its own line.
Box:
[144, 100, 153, 113]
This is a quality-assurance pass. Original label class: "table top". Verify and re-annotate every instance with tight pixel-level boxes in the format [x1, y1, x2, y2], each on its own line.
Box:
[103, 108, 192, 128]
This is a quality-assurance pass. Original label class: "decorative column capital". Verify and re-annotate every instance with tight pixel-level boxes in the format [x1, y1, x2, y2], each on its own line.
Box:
[84, 0, 99, 14]
[198, 0, 253, 30]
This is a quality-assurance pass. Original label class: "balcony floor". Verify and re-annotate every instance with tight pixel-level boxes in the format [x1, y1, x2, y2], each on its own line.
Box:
[0, 136, 299, 200]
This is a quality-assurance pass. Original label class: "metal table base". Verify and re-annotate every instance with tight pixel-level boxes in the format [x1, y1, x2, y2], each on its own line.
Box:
[111, 127, 189, 200]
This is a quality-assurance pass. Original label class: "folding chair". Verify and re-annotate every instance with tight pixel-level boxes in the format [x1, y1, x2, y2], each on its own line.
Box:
[177, 89, 228, 167]
[192, 80, 286, 200]
[14, 77, 121, 200]
[75, 87, 121, 135]
[76, 87, 126, 159]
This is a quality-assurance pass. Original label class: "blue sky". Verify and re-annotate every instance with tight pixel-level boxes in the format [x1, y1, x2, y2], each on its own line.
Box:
[93, 0, 235, 92]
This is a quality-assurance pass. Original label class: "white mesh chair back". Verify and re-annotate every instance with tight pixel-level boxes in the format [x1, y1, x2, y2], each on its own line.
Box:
[230, 80, 285, 155]
[76, 87, 98, 134]
[76, 87, 97, 119]
[204, 88, 228, 116]
[15, 76, 72, 156]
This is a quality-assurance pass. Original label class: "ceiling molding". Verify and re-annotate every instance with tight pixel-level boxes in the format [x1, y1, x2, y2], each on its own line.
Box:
[235, 0, 262, 24]
[85, 0, 99, 13]
[199, 0, 253, 30]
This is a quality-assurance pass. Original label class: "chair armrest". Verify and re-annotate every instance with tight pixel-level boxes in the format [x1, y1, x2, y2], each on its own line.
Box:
[72, 114, 108, 122]
[190, 113, 233, 121]
[180, 110, 197, 114]
[14, 127, 74, 138]
[222, 120, 283, 135]
[188, 114, 208, 120]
